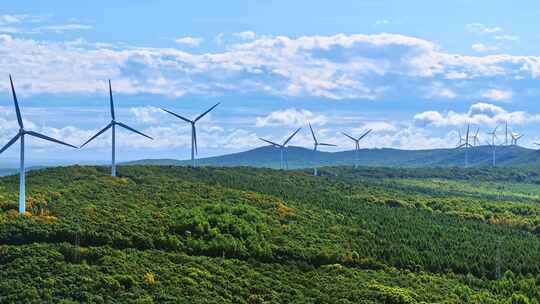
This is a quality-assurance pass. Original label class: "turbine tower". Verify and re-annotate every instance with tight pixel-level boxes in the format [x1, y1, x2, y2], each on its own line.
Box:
[487, 125, 499, 166]
[0, 75, 78, 214]
[80, 80, 153, 177]
[259, 127, 302, 170]
[161, 103, 220, 167]
[505, 121, 509, 146]
[342, 129, 372, 168]
[457, 123, 473, 167]
[308, 122, 336, 176]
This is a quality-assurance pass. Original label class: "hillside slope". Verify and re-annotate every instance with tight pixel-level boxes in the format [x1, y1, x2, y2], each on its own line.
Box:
[0, 165, 539, 302]
[126, 145, 540, 169]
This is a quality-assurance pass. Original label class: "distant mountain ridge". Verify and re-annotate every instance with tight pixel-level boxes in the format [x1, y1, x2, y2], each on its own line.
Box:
[125, 145, 540, 168]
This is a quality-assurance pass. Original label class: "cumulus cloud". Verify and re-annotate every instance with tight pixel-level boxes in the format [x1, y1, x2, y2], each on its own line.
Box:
[481, 89, 512, 101]
[255, 108, 327, 127]
[174, 36, 202, 46]
[413, 102, 540, 127]
[32, 24, 92, 33]
[0, 31, 540, 101]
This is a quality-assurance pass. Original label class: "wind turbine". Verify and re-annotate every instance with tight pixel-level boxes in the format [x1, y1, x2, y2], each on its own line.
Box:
[457, 123, 473, 167]
[511, 133, 523, 146]
[487, 125, 499, 166]
[0, 75, 78, 214]
[80, 80, 153, 177]
[471, 127, 480, 146]
[308, 122, 336, 176]
[161, 103, 220, 167]
[259, 127, 302, 170]
[342, 129, 372, 168]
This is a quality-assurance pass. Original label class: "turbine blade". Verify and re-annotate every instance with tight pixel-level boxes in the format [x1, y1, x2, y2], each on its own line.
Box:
[109, 80, 115, 120]
[194, 102, 220, 122]
[308, 121, 317, 143]
[0, 133, 20, 154]
[9, 75, 23, 128]
[26, 131, 77, 148]
[259, 138, 281, 147]
[283, 127, 301, 146]
[80, 123, 113, 148]
[160, 108, 192, 123]
[116, 122, 153, 140]
[358, 129, 372, 141]
[342, 132, 357, 142]
[318, 142, 337, 146]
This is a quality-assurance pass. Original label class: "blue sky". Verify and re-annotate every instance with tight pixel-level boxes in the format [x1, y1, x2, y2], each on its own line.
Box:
[0, 1, 539, 166]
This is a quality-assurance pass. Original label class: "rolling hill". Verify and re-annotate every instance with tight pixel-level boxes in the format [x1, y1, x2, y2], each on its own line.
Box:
[126, 145, 540, 169]
[0, 165, 539, 302]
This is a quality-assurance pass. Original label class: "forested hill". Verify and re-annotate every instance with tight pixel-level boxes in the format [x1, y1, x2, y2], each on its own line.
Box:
[126, 145, 540, 169]
[0, 165, 539, 302]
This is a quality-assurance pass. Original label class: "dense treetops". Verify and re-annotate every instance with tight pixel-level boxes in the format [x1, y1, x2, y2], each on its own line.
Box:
[0, 165, 539, 303]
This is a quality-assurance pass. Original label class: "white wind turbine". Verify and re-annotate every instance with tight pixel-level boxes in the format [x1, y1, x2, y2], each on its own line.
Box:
[161, 103, 220, 167]
[80, 80, 153, 176]
[342, 129, 372, 168]
[308, 122, 336, 176]
[487, 125, 499, 166]
[471, 127, 480, 146]
[259, 127, 302, 170]
[511, 132, 523, 146]
[0, 75, 78, 214]
[457, 123, 473, 167]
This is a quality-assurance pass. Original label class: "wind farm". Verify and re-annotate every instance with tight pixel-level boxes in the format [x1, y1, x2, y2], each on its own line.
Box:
[1, 1, 540, 303]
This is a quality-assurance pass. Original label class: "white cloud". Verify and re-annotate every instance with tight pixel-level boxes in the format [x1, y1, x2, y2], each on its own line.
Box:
[0, 14, 27, 24]
[32, 24, 92, 33]
[360, 121, 397, 132]
[495, 35, 519, 41]
[0, 32, 540, 101]
[471, 43, 499, 53]
[234, 31, 256, 40]
[130, 106, 164, 123]
[427, 83, 457, 99]
[466, 23, 502, 34]
[414, 102, 540, 127]
[174, 36, 202, 46]
[375, 19, 390, 25]
[255, 108, 327, 127]
[481, 89, 512, 101]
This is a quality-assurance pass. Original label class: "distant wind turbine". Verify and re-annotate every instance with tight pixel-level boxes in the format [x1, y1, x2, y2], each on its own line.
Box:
[0, 75, 78, 214]
[80, 80, 153, 177]
[308, 122, 336, 176]
[487, 125, 499, 166]
[457, 124, 473, 167]
[471, 127, 480, 146]
[511, 133, 523, 146]
[161, 103, 220, 167]
[342, 129, 372, 168]
[259, 127, 302, 170]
